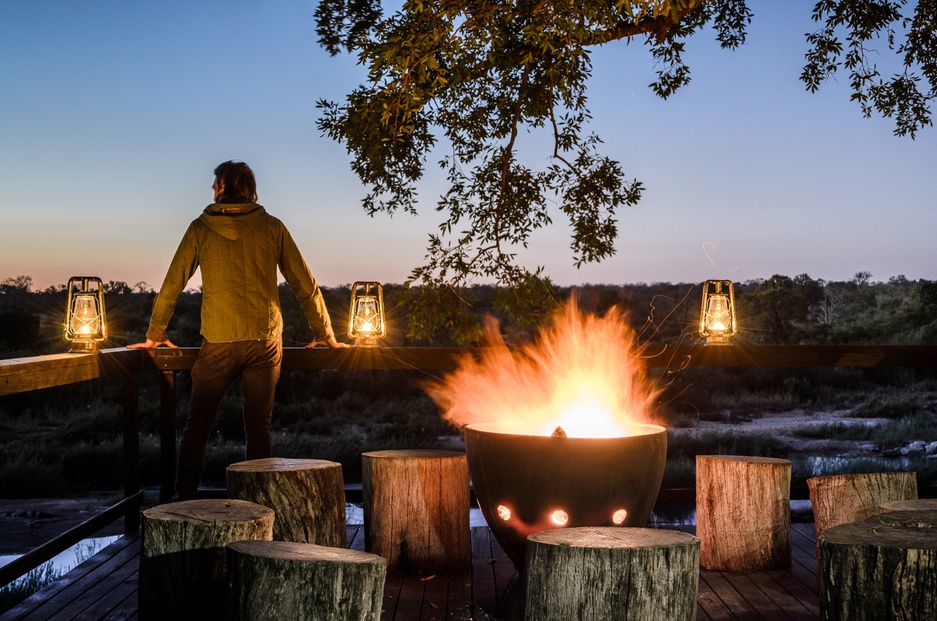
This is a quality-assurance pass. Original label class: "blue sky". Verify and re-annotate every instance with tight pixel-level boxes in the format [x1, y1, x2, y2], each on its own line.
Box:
[2, 0, 935, 291]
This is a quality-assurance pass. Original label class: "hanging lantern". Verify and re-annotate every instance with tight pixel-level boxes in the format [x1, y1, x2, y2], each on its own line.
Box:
[64, 276, 107, 351]
[699, 279, 737, 345]
[348, 281, 386, 347]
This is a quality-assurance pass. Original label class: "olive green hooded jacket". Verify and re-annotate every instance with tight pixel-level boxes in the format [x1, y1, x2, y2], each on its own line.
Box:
[145, 200, 334, 343]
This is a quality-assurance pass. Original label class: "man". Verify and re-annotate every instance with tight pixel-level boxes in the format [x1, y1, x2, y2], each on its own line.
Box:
[129, 160, 346, 500]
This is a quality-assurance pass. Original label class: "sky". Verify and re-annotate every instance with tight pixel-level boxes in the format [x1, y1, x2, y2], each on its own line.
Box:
[1, 0, 935, 292]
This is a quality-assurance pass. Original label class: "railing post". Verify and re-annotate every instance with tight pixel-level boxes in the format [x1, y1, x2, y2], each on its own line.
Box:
[122, 369, 140, 533]
[160, 370, 177, 503]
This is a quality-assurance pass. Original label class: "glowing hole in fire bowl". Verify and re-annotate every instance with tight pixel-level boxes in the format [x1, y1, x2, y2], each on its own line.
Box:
[426, 300, 668, 570]
[551, 510, 569, 526]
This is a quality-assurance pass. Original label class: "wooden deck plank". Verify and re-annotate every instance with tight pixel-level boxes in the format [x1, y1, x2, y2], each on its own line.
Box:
[347, 524, 366, 551]
[488, 535, 515, 612]
[447, 570, 474, 621]
[2, 533, 140, 621]
[788, 524, 820, 596]
[103, 588, 138, 620]
[420, 572, 450, 621]
[672, 525, 737, 621]
[724, 573, 797, 621]
[2, 522, 828, 621]
[698, 569, 762, 620]
[469, 527, 498, 616]
[390, 573, 427, 621]
[695, 573, 737, 621]
[380, 570, 406, 621]
[696, 603, 715, 621]
[745, 571, 818, 621]
[58, 559, 137, 621]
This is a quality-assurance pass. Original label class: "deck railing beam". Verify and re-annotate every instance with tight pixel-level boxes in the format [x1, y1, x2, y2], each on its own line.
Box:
[137, 344, 937, 374]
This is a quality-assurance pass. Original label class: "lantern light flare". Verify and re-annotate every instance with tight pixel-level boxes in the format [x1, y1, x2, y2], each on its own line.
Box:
[348, 281, 386, 347]
[699, 279, 737, 345]
[64, 276, 107, 351]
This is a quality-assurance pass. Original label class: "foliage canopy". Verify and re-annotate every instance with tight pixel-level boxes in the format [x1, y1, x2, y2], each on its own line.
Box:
[314, 0, 935, 334]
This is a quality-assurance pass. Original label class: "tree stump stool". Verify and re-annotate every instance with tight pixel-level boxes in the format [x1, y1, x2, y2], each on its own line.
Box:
[696, 455, 792, 571]
[524, 527, 700, 621]
[879, 498, 937, 513]
[139, 499, 274, 621]
[819, 510, 937, 621]
[227, 457, 346, 547]
[808, 471, 917, 564]
[227, 539, 387, 621]
[362, 449, 470, 573]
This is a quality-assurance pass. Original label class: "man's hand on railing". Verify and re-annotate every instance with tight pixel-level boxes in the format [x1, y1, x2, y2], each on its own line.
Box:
[305, 336, 350, 349]
[127, 338, 178, 349]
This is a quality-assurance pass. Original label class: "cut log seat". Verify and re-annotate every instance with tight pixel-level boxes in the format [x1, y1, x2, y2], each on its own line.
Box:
[227, 457, 346, 547]
[808, 471, 918, 568]
[879, 498, 937, 513]
[139, 498, 274, 621]
[819, 509, 937, 621]
[524, 527, 700, 621]
[696, 455, 792, 571]
[362, 449, 470, 573]
[227, 539, 387, 621]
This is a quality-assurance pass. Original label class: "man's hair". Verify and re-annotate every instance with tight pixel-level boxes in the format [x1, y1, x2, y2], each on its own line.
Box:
[214, 160, 258, 202]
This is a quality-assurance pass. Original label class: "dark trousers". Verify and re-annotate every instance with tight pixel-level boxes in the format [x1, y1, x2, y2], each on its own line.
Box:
[175, 338, 282, 500]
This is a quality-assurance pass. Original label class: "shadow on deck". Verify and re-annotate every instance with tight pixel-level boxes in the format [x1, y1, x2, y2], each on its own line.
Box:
[0, 522, 820, 621]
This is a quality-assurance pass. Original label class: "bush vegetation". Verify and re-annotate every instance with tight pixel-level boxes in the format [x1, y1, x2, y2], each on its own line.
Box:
[1, 272, 935, 497]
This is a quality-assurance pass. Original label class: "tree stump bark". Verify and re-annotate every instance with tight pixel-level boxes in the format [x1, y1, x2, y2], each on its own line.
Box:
[879, 498, 937, 513]
[819, 510, 937, 621]
[808, 471, 917, 564]
[227, 457, 346, 547]
[524, 527, 699, 621]
[227, 539, 387, 621]
[696, 455, 792, 571]
[139, 499, 274, 621]
[362, 449, 470, 573]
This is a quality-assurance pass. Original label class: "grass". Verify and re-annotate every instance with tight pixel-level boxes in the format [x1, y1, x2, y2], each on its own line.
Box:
[0, 538, 105, 615]
[792, 455, 937, 481]
[791, 411, 937, 451]
[852, 390, 933, 419]
[0, 452, 65, 498]
[667, 429, 789, 460]
[1, 367, 935, 497]
[0, 563, 61, 613]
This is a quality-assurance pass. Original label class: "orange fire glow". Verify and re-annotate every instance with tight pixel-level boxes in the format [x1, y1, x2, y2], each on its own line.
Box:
[427, 300, 660, 438]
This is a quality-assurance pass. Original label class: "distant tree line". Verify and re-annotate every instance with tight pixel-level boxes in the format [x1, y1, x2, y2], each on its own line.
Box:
[1, 271, 936, 358]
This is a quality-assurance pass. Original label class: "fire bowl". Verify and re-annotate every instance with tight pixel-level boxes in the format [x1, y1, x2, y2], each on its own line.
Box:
[464, 422, 667, 569]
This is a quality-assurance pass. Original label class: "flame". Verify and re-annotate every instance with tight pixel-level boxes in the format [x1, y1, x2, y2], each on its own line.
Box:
[427, 299, 659, 438]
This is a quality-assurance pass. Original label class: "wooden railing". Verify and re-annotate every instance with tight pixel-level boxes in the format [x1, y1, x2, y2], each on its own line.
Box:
[1, 344, 935, 586]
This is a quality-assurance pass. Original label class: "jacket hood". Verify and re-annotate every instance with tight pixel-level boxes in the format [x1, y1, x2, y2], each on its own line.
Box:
[199, 200, 267, 240]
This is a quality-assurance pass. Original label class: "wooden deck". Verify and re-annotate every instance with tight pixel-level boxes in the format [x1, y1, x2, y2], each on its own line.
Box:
[1, 523, 821, 620]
